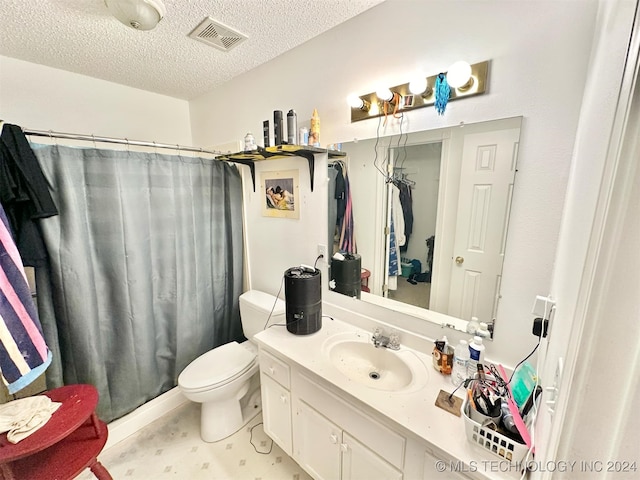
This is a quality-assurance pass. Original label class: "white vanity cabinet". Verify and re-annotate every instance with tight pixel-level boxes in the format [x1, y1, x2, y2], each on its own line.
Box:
[259, 349, 292, 455]
[259, 346, 404, 480]
[294, 396, 402, 480]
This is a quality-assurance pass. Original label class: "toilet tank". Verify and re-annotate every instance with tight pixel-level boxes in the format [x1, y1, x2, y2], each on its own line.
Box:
[239, 290, 285, 339]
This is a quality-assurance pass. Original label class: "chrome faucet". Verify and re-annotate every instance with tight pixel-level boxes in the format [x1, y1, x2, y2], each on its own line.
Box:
[372, 328, 400, 350]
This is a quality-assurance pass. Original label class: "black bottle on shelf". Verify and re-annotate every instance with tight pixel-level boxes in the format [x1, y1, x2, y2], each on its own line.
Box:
[263, 120, 270, 147]
[274, 110, 284, 145]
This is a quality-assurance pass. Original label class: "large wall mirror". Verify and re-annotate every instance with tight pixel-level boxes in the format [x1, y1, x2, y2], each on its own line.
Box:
[327, 116, 522, 338]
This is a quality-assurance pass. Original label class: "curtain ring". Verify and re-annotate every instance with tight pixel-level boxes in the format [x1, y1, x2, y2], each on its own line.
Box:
[92, 134, 97, 149]
[125, 138, 130, 152]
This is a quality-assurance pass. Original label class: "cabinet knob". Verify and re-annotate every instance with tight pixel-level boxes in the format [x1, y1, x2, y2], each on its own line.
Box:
[340, 443, 349, 453]
[330, 434, 338, 444]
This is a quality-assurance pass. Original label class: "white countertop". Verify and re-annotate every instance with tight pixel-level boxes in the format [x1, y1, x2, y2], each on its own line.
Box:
[255, 316, 523, 480]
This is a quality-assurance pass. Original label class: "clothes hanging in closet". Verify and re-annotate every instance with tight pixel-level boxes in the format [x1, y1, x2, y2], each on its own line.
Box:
[391, 184, 406, 249]
[397, 182, 413, 252]
[0, 123, 58, 266]
[329, 161, 356, 254]
[327, 165, 339, 250]
[387, 204, 399, 291]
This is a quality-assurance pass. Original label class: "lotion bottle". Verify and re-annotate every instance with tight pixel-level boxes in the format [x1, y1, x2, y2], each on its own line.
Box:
[467, 336, 485, 379]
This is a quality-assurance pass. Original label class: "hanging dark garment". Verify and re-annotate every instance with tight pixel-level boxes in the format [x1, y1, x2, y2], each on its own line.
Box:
[398, 182, 413, 252]
[327, 165, 339, 250]
[334, 165, 346, 229]
[426, 235, 435, 272]
[0, 124, 58, 266]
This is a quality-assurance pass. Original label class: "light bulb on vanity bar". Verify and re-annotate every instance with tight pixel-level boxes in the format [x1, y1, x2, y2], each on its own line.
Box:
[408, 76, 428, 95]
[376, 87, 394, 103]
[347, 94, 370, 111]
[446, 61, 473, 90]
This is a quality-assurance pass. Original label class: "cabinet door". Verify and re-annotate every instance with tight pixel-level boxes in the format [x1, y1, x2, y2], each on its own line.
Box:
[260, 374, 292, 455]
[423, 449, 472, 479]
[295, 400, 341, 480]
[342, 432, 403, 480]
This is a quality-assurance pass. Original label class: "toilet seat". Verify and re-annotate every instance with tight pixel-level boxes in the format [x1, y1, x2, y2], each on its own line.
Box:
[179, 341, 257, 393]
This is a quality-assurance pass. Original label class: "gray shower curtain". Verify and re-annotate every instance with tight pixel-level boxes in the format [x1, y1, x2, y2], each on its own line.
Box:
[31, 144, 244, 423]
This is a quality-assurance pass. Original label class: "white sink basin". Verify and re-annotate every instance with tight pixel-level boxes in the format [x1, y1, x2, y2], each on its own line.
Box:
[322, 331, 429, 392]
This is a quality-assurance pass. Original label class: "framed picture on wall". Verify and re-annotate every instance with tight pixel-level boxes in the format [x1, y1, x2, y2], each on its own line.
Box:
[261, 169, 300, 219]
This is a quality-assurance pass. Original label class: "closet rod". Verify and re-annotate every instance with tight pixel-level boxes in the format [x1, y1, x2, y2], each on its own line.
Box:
[22, 128, 222, 156]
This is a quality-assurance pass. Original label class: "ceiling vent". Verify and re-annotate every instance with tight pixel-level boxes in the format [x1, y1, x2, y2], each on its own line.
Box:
[188, 17, 248, 52]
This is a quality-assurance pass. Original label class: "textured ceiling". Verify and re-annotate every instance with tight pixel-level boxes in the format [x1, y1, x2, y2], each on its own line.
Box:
[0, 0, 384, 100]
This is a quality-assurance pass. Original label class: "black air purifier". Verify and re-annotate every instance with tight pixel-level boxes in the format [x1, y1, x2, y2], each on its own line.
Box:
[331, 253, 362, 299]
[284, 267, 322, 335]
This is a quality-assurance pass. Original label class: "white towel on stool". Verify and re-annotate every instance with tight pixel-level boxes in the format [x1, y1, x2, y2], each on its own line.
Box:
[0, 395, 61, 443]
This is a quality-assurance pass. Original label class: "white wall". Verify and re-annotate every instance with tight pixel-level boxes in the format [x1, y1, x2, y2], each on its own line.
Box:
[242, 153, 329, 297]
[0, 56, 191, 145]
[190, 0, 599, 368]
[533, 0, 639, 471]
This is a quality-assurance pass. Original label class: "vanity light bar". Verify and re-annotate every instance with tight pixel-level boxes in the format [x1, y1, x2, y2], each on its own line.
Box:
[349, 60, 490, 123]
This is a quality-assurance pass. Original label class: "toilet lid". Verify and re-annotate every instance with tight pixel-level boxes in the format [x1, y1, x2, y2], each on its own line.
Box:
[179, 341, 256, 391]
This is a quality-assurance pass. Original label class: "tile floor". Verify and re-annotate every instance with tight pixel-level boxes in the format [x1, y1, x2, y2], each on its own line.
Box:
[78, 403, 312, 480]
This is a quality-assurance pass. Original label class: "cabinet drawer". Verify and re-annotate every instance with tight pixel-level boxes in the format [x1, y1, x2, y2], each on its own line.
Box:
[259, 349, 291, 389]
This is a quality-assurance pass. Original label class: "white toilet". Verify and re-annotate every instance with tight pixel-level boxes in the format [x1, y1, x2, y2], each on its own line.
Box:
[177, 290, 285, 442]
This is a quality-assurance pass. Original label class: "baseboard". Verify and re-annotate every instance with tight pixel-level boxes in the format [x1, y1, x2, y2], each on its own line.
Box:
[104, 387, 189, 450]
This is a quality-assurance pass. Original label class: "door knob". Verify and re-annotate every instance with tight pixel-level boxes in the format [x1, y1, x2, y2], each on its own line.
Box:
[455, 256, 464, 265]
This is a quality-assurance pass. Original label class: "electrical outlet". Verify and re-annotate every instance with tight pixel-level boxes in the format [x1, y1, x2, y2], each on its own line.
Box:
[532, 295, 555, 319]
[317, 244, 328, 260]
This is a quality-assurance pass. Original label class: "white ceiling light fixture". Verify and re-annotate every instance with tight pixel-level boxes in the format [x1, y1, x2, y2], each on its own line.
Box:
[105, 0, 166, 31]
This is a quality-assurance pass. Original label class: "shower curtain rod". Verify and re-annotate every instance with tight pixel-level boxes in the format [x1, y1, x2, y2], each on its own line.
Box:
[22, 128, 223, 156]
